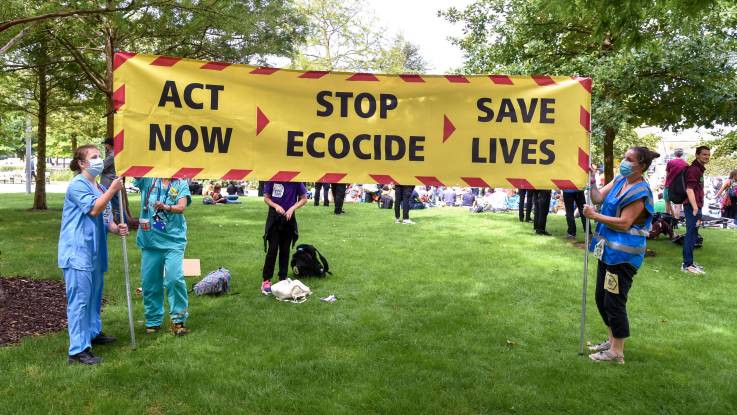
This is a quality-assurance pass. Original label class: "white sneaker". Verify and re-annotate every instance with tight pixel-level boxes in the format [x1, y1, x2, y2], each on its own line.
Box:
[395, 218, 402, 224]
[588, 340, 611, 352]
[402, 219, 416, 225]
[681, 264, 705, 275]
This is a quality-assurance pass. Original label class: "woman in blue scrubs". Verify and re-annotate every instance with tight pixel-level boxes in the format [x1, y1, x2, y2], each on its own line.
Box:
[58, 144, 128, 365]
[132, 177, 192, 336]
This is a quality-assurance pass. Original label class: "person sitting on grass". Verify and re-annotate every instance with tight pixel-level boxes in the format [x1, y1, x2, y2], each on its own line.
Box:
[442, 187, 457, 206]
[260, 181, 308, 294]
[59, 144, 128, 365]
[461, 188, 476, 207]
[583, 146, 660, 364]
[212, 185, 228, 204]
[379, 185, 394, 209]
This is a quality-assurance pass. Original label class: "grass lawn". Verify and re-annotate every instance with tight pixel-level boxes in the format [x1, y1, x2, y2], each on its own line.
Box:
[1, 192, 736, 414]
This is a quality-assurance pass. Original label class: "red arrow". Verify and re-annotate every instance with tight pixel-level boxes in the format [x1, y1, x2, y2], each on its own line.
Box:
[256, 107, 269, 135]
[443, 115, 456, 143]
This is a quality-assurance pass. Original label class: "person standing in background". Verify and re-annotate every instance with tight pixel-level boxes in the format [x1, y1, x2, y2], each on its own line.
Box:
[313, 182, 330, 207]
[394, 184, 415, 224]
[518, 189, 534, 222]
[681, 146, 710, 275]
[331, 183, 347, 214]
[533, 190, 552, 236]
[715, 169, 737, 225]
[563, 189, 588, 238]
[664, 148, 689, 219]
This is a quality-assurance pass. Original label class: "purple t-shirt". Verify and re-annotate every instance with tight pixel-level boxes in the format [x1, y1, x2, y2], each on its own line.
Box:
[264, 181, 307, 211]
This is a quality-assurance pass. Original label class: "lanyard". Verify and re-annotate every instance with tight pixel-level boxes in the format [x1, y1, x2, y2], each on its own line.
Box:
[144, 179, 172, 213]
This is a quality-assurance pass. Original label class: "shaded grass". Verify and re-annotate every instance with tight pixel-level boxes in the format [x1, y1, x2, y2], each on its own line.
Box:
[1, 193, 736, 414]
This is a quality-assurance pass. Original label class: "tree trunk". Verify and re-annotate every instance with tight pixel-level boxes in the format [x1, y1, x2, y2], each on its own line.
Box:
[71, 133, 78, 153]
[604, 127, 616, 184]
[33, 43, 48, 210]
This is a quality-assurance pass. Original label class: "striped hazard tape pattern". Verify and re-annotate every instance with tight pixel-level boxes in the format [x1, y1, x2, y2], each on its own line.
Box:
[113, 53, 591, 189]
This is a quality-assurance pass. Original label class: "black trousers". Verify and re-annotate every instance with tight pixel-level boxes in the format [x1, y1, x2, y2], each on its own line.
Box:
[394, 185, 413, 220]
[563, 191, 588, 236]
[331, 183, 347, 214]
[314, 182, 330, 206]
[263, 223, 294, 280]
[533, 190, 551, 232]
[518, 189, 533, 222]
[595, 260, 636, 338]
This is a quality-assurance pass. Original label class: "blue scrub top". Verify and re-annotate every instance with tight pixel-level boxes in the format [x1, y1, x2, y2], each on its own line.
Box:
[134, 178, 191, 250]
[58, 175, 112, 272]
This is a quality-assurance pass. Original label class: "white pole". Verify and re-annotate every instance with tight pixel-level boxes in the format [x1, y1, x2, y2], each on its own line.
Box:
[118, 186, 137, 349]
[24, 114, 32, 194]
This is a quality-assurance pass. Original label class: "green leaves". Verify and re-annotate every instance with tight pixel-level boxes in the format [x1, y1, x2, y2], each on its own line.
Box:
[291, 0, 428, 73]
[441, 0, 737, 179]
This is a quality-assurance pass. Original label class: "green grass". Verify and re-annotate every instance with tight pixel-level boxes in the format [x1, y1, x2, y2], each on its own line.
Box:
[1, 193, 736, 414]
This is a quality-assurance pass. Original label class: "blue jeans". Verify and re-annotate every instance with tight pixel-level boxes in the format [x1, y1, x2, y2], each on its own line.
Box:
[682, 207, 701, 267]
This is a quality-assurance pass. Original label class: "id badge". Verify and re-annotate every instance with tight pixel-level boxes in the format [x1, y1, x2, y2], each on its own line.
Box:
[604, 271, 620, 294]
[272, 183, 285, 198]
[593, 239, 605, 261]
[140, 218, 151, 231]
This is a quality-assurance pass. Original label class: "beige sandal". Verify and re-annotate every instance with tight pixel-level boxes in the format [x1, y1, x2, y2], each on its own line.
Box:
[589, 349, 624, 364]
[171, 323, 190, 336]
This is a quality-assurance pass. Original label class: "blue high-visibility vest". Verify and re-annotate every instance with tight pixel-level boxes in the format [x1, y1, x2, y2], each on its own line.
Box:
[589, 176, 654, 269]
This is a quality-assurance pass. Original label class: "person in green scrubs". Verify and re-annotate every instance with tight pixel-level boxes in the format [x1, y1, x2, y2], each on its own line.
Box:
[133, 177, 192, 336]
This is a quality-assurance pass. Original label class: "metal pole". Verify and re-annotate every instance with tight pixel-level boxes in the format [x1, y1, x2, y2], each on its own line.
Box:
[579, 182, 592, 355]
[579, 98, 595, 355]
[24, 115, 32, 194]
[118, 185, 137, 349]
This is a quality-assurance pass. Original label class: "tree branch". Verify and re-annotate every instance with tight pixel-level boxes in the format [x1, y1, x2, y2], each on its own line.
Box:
[51, 34, 107, 93]
[0, 23, 38, 54]
[0, 2, 136, 34]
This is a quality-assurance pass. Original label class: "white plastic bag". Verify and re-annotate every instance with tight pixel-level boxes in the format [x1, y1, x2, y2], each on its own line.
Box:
[270, 278, 311, 303]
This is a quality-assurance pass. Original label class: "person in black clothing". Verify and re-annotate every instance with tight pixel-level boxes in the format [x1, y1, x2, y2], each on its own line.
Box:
[534, 189, 552, 235]
[331, 183, 347, 214]
[394, 184, 415, 224]
[313, 182, 330, 206]
[518, 189, 534, 222]
[563, 190, 588, 238]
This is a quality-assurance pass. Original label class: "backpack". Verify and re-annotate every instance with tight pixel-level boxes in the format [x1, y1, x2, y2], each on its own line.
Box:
[290, 244, 331, 277]
[668, 168, 688, 204]
[192, 267, 231, 295]
[203, 196, 215, 205]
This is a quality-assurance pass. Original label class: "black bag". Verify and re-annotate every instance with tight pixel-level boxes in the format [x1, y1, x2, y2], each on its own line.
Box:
[668, 168, 688, 204]
[291, 244, 331, 277]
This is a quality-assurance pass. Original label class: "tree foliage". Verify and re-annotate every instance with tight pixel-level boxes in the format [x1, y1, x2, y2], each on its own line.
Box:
[291, 0, 427, 73]
[441, 0, 737, 181]
[0, 0, 308, 209]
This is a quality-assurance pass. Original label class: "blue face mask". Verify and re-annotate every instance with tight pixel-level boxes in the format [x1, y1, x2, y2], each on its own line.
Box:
[86, 158, 104, 177]
[619, 159, 634, 177]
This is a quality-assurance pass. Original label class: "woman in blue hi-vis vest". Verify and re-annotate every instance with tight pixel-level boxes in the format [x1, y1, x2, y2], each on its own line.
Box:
[583, 146, 660, 364]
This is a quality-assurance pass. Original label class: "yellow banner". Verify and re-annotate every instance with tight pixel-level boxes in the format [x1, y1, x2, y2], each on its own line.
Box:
[113, 53, 591, 189]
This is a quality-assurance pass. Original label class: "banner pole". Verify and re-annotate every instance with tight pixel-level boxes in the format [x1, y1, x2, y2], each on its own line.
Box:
[579, 108, 594, 356]
[118, 184, 137, 350]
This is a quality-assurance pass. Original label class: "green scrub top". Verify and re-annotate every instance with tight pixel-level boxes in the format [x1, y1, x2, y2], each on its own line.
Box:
[134, 178, 191, 250]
